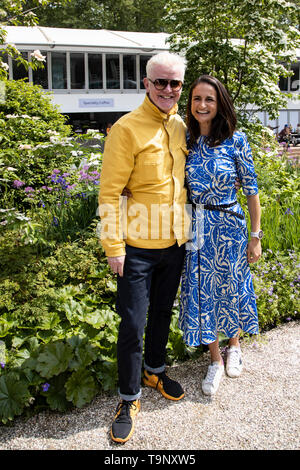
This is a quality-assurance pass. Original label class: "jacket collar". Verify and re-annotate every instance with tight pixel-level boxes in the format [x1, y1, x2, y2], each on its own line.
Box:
[142, 94, 178, 120]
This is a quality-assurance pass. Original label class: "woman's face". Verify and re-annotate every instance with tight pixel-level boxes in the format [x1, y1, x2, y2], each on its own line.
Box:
[191, 82, 218, 132]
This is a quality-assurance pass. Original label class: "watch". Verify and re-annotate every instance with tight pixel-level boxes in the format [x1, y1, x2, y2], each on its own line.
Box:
[250, 230, 264, 239]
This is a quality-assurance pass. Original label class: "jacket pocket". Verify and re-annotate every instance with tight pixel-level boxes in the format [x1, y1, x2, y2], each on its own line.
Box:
[137, 154, 163, 183]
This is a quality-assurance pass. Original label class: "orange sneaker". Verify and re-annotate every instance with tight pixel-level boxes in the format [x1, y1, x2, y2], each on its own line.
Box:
[110, 399, 140, 443]
[143, 369, 184, 401]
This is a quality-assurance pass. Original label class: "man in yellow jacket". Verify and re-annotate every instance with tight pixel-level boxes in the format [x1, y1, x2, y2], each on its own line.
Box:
[99, 52, 189, 443]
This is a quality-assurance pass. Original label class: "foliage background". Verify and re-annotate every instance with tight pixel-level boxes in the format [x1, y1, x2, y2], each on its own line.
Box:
[0, 0, 299, 425]
[165, 0, 300, 123]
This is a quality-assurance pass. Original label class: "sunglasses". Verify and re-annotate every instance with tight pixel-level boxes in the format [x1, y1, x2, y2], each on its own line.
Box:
[148, 78, 183, 91]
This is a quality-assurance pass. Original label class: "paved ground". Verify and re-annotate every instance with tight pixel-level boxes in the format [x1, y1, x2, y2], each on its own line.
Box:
[0, 320, 299, 451]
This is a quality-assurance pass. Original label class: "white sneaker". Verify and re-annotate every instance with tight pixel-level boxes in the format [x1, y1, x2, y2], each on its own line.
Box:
[226, 346, 243, 378]
[201, 362, 224, 396]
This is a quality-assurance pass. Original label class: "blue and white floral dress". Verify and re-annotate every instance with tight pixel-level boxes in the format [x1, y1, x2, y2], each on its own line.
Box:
[179, 131, 259, 346]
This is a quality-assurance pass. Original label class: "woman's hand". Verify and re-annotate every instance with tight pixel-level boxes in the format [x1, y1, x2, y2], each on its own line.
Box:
[235, 178, 241, 191]
[247, 238, 261, 264]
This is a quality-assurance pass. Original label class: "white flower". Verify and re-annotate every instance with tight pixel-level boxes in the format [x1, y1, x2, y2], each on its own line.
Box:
[6, 167, 17, 172]
[30, 50, 46, 62]
[19, 144, 32, 150]
[47, 130, 59, 135]
[0, 61, 9, 71]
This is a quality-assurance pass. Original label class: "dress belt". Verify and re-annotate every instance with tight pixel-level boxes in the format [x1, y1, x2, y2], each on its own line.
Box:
[191, 201, 244, 220]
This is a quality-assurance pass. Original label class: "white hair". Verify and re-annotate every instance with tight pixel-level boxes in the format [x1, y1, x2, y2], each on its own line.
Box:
[146, 52, 186, 80]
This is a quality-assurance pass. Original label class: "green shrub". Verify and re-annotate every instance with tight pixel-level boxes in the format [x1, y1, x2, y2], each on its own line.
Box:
[0, 79, 70, 148]
[0, 79, 103, 210]
[251, 250, 299, 330]
[0, 231, 120, 423]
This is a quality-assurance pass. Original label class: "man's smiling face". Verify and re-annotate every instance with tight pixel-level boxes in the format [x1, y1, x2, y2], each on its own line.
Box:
[143, 63, 183, 114]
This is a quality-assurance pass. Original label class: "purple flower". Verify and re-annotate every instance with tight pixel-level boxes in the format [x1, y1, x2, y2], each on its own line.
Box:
[285, 208, 294, 215]
[79, 172, 89, 181]
[13, 180, 25, 188]
[52, 169, 60, 174]
[66, 183, 77, 191]
[42, 383, 50, 392]
[52, 216, 59, 226]
[0, 362, 5, 369]
[24, 186, 34, 193]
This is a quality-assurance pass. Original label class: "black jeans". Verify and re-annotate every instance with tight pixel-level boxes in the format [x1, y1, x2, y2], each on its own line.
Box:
[116, 242, 185, 401]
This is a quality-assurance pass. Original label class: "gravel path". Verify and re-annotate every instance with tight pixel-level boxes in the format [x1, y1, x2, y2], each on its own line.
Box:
[1, 320, 299, 451]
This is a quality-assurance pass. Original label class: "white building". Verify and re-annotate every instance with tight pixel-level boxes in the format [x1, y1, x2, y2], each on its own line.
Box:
[1, 26, 300, 132]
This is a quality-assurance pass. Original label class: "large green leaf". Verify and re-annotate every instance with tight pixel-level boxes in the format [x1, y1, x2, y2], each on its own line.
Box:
[38, 311, 61, 330]
[0, 374, 31, 424]
[95, 358, 118, 392]
[0, 318, 16, 338]
[67, 336, 98, 371]
[65, 369, 98, 408]
[36, 341, 73, 378]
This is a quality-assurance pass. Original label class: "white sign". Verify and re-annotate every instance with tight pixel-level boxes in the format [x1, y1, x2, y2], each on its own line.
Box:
[79, 98, 114, 108]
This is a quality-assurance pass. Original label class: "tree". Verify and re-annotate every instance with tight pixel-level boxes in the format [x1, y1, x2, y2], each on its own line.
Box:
[23, 0, 105, 29]
[164, 0, 300, 121]
[29, 0, 166, 32]
[0, 1, 69, 79]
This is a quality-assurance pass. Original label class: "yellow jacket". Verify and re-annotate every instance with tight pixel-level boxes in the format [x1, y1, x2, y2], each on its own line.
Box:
[98, 95, 189, 257]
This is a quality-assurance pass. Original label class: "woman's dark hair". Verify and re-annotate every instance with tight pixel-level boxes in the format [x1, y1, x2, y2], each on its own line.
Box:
[186, 75, 237, 148]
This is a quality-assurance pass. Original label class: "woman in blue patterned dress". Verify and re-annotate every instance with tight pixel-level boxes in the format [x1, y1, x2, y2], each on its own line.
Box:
[179, 76, 262, 396]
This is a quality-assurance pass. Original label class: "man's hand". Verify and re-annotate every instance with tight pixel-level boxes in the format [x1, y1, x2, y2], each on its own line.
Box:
[108, 256, 126, 277]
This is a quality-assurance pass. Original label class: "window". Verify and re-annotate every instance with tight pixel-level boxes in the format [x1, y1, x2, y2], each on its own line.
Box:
[139, 55, 152, 89]
[279, 62, 300, 92]
[279, 75, 288, 91]
[106, 54, 120, 89]
[88, 54, 103, 89]
[278, 111, 288, 132]
[70, 53, 85, 89]
[32, 51, 48, 88]
[123, 55, 136, 89]
[290, 62, 299, 92]
[51, 52, 67, 89]
[289, 111, 299, 131]
[12, 51, 28, 81]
